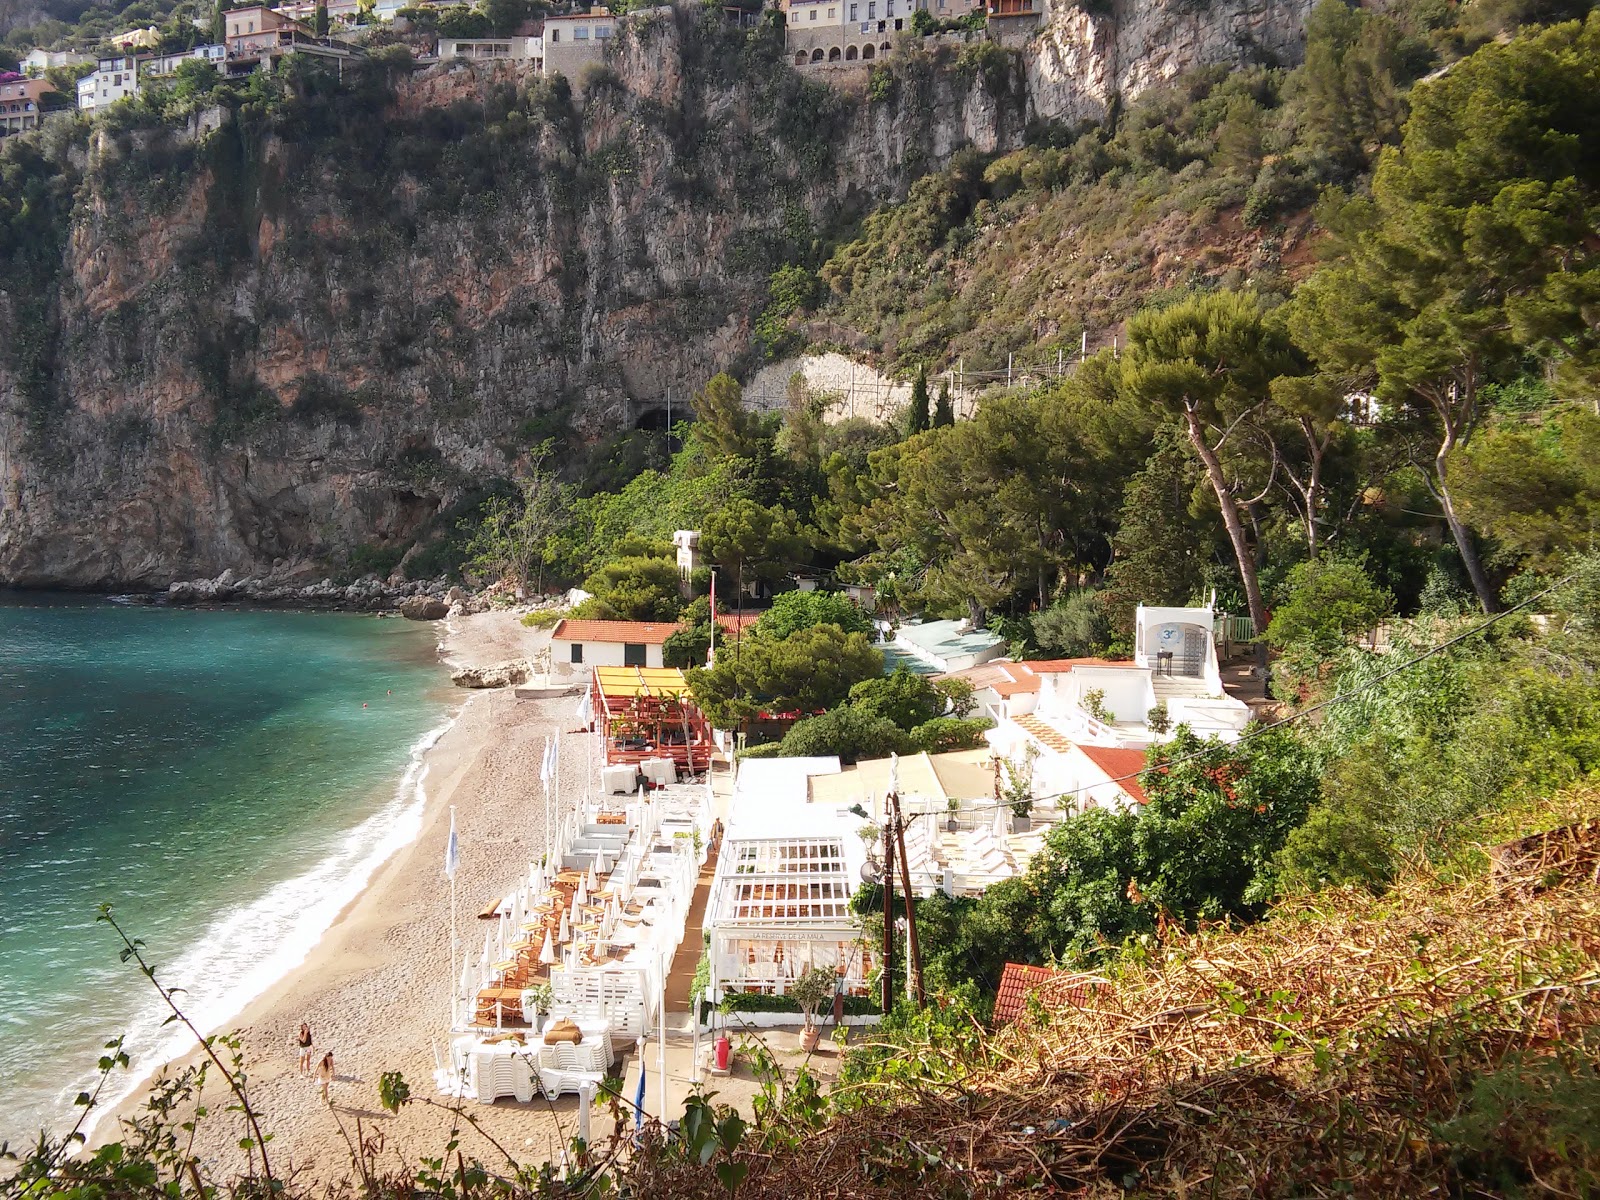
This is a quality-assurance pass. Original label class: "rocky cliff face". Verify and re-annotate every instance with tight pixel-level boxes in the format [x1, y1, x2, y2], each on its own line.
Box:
[0, 13, 1026, 589]
[1028, 0, 1317, 124]
[0, 0, 1313, 591]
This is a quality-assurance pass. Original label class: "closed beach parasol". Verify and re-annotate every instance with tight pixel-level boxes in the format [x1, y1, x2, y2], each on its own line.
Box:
[586, 863, 598, 893]
[992, 800, 1008, 840]
[575, 875, 589, 906]
[559, 909, 570, 944]
[539, 927, 557, 966]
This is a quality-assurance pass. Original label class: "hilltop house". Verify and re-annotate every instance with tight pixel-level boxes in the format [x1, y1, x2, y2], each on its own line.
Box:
[76, 56, 139, 112]
[541, 7, 613, 78]
[22, 48, 93, 76]
[141, 44, 227, 78]
[1, 76, 57, 134]
[111, 26, 161, 50]
[437, 35, 543, 64]
[781, 0, 979, 65]
[223, 6, 358, 75]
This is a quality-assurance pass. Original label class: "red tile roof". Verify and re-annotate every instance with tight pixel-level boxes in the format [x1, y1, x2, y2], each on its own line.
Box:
[992, 964, 1108, 1026]
[1076, 744, 1151, 805]
[551, 619, 678, 645]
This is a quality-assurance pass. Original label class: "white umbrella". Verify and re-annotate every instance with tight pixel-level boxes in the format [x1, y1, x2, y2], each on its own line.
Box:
[992, 801, 1008, 840]
[496, 914, 507, 962]
[559, 909, 571, 944]
[539, 927, 557, 966]
[596, 851, 611, 876]
[586, 862, 599, 893]
[575, 875, 589, 907]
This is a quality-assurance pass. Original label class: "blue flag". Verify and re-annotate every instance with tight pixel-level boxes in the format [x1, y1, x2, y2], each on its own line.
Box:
[634, 1049, 647, 1129]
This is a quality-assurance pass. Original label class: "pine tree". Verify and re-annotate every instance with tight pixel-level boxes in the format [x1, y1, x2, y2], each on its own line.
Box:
[933, 380, 955, 427]
[905, 370, 930, 436]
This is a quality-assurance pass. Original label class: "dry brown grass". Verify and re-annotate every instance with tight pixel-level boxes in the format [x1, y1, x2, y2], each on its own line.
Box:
[686, 794, 1600, 1198]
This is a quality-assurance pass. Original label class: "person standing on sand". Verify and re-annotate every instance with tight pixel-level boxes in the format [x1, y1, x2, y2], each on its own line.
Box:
[317, 1050, 335, 1104]
[296, 1022, 314, 1075]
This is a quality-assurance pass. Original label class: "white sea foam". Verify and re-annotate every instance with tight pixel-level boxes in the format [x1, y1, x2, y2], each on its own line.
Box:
[72, 714, 457, 1141]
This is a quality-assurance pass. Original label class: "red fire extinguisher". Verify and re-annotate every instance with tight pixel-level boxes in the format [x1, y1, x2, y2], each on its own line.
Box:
[714, 1034, 731, 1071]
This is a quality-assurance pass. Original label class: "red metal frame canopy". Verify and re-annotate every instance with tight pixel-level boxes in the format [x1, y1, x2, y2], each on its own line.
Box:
[592, 666, 713, 774]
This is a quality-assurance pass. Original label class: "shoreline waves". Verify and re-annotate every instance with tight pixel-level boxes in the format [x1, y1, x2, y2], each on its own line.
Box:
[74, 716, 457, 1144]
[92, 610, 577, 1182]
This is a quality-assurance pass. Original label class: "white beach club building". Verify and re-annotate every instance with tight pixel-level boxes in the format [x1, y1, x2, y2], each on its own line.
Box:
[549, 618, 676, 680]
[703, 757, 876, 1003]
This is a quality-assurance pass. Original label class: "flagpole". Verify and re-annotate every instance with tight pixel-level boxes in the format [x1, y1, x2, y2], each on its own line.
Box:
[446, 805, 460, 1029]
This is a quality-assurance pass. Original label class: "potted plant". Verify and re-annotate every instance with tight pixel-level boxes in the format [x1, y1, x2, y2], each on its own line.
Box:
[524, 982, 554, 1024]
[946, 795, 961, 832]
[790, 966, 836, 1053]
[1146, 700, 1172, 735]
[1001, 745, 1038, 833]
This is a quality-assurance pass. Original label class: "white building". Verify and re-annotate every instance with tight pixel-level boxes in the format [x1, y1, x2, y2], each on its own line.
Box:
[672, 529, 701, 583]
[549, 618, 675, 679]
[981, 604, 1251, 817]
[705, 756, 877, 1003]
[437, 35, 543, 64]
[141, 44, 227, 78]
[541, 7, 614, 79]
[22, 48, 94, 76]
[892, 617, 1007, 674]
[76, 56, 140, 112]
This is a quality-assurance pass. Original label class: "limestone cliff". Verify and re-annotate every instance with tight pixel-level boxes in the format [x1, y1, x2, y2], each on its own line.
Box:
[1027, 0, 1317, 124]
[0, 13, 1025, 589]
[0, 0, 1316, 591]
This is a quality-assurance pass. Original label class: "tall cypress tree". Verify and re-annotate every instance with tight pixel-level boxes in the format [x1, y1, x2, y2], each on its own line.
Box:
[933, 380, 954, 427]
[905, 370, 930, 436]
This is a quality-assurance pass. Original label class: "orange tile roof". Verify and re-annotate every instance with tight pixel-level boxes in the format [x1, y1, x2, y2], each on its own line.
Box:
[1076, 744, 1151, 805]
[993, 963, 1108, 1026]
[551, 619, 678, 645]
[715, 612, 764, 632]
[1025, 657, 1135, 674]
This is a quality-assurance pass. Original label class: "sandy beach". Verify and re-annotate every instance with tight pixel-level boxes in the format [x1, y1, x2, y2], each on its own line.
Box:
[96, 610, 599, 1187]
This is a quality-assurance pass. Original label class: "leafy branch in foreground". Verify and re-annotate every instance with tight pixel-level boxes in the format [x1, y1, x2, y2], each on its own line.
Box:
[95, 903, 278, 1187]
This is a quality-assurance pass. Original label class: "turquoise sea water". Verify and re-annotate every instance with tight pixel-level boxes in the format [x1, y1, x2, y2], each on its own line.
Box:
[0, 596, 453, 1146]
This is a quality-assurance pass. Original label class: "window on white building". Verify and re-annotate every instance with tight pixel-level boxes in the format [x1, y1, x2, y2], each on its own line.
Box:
[595, 23, 610, 36]
[849, 2, 857, 16]
[809, 7, 817, 17]
[574, 26, 588, 38]
[549, 28, 560, 40]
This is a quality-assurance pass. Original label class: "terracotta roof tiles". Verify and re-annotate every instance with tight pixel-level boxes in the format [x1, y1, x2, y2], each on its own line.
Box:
[550, 619, 679, 645]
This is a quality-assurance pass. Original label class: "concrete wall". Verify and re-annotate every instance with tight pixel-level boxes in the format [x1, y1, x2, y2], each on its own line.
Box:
[550, 637, 665, 680]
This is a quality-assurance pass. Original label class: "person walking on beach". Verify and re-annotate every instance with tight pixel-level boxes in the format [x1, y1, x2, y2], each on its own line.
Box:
[316, 1050, 335, 1104]
[296, 1022, 314, 1075]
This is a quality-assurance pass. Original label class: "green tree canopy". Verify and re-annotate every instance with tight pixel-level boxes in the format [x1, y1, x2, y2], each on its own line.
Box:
[1267, 556, 1394, 659]
[847, 664, 941, 731]
[1289, 14, 1600, 611]
[904, 370, 930, 436]
[777, 706, 912, 763]
[692, 372, 763, 460]
[578, 554, 682, 621]
[686, 624, 883, 728]
[755, 589, 874, 641]
[1124, 291, 1298, 638]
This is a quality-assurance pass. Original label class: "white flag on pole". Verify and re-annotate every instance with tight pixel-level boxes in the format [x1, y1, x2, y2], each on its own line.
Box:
[443, 808, 460, 881]
[539, 735, 555, 789]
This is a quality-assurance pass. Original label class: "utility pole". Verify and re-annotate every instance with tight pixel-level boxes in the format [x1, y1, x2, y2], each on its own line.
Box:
[880, 814, 894, 1014]
[1081, 330, 1088, 363]
[1006, 352, 1013, 389]
[888, 791, 924, 1008]
[666, 385, 672, 452]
